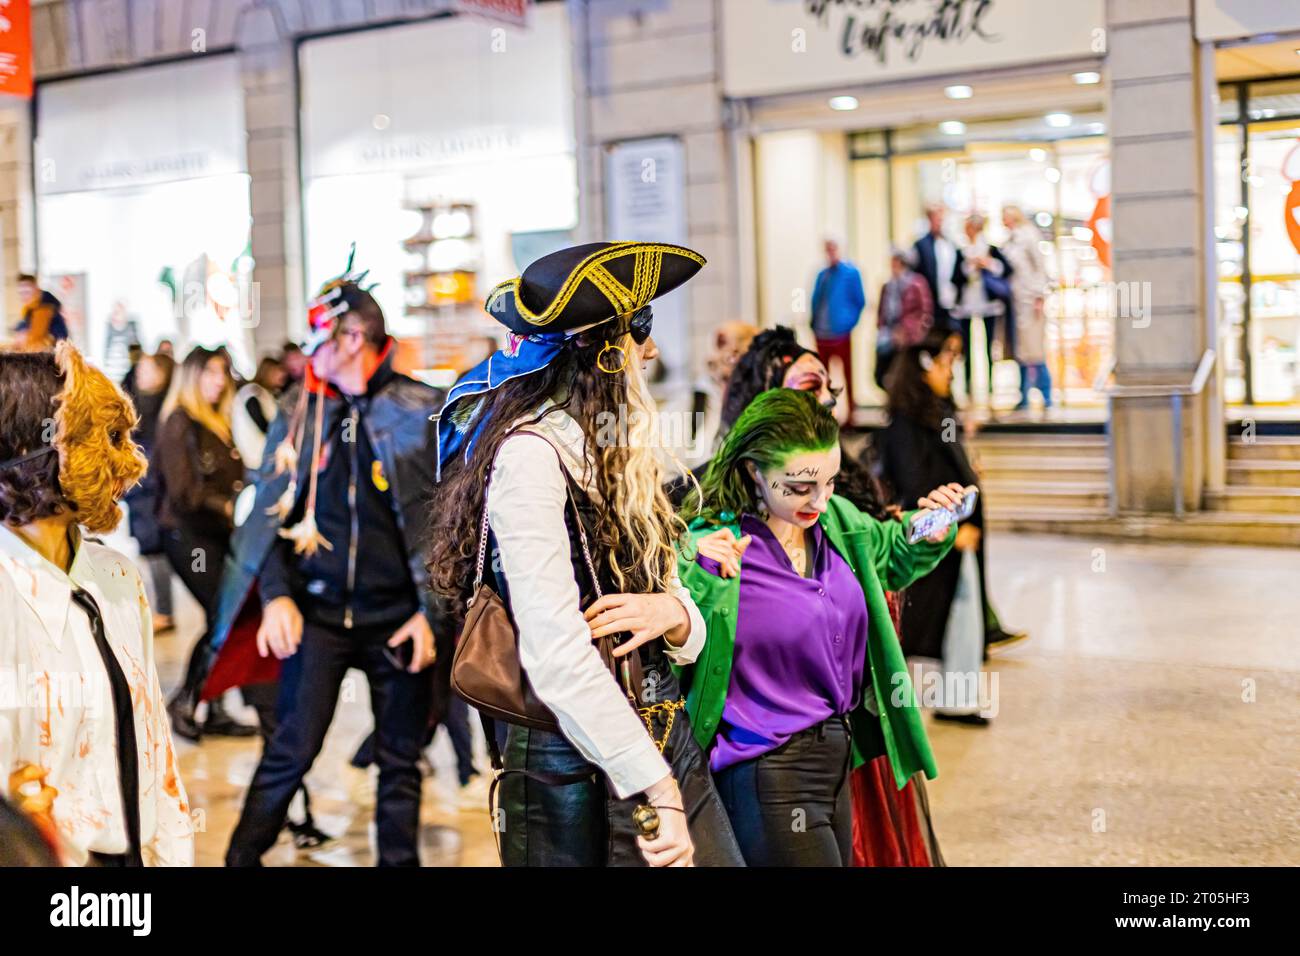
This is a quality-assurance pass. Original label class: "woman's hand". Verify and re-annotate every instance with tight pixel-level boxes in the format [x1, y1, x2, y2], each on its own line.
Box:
[639, 776, 695, 867]
[916, 482, 976, 543]
[695, 527, 752, 578]
[586, 592, 690, 656]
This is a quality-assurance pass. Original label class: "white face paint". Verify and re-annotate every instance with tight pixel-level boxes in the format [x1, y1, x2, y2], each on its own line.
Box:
[748, 445, 841, 529]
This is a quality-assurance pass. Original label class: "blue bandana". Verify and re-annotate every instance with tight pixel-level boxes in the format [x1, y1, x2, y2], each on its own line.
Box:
[434, 330, 568, 480]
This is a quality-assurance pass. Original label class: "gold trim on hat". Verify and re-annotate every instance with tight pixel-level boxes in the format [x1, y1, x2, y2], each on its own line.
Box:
[485, 242, 703, 328]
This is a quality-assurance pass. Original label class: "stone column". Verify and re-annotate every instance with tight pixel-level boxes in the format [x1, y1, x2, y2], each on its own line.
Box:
[236, 9, 301, 358]
[571, 0, 736, 382]
[1106, 0, 1211, 512]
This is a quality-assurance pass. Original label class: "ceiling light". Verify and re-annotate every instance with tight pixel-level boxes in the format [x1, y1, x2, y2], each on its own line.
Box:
[945, 85, 973, 99]
[1072, 71, 1101, 85]
[1045, 112, 1072, 128]
[1029, 148, 1047, 162]
[829, 95, 859, 111]
[1045, 167, 1062, 183]
[939, 120, 966, 135]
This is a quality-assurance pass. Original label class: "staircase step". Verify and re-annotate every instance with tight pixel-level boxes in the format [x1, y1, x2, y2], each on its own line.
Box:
[974, 456, 1109, 483]
[1226, 460, 1300, 488]
[971, 435, 1107, 459]
[985, 507, 1300, 547]
[1227, 436, 1300, 461]
[1204, 486, 1300, 515]
[981, 480, 1110, 511]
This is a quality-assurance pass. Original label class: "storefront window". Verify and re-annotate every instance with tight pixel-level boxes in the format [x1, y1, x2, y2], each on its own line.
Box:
[1215, 78, 1300, 406]
[299, 6, 578, 379]
[1214, 123, 1247, 404]
[862, 117, 1111, 409]
[33, 56, 254, 376]
[1244, 117, 1300, 403]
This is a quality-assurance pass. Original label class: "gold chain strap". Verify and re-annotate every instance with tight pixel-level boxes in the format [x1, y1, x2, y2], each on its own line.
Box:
[638, 698, 686, 754]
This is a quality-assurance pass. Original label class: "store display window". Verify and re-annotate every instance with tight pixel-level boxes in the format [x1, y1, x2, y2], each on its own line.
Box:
[31, 55, 255, 376]
[299, 5, 578, 378]
[851, 112, 1111, 409]
[1215, 77, 1300, 406]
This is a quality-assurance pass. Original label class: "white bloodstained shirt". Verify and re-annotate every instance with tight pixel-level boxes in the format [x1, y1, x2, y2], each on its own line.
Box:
[0, 525, 194, 866]
[487, 404, 707, 799]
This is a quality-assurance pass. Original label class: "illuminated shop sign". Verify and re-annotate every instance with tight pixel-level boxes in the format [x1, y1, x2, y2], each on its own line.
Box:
[721, 0, 1104, 98]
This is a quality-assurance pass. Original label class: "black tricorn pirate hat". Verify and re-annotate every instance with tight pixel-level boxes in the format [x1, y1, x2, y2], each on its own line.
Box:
[485, 240, 706, 335]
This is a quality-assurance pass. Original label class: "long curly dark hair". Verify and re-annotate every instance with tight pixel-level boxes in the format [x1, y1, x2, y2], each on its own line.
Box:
[884, 332, 959, 433]
[719, 326, 815, 434]
[717, 325, 889, 520]
[427, 332, 684, 607]
[0, 352, 68, 527]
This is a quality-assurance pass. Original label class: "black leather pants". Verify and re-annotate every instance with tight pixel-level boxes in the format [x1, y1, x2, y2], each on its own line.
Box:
[496, 713, 745, 867]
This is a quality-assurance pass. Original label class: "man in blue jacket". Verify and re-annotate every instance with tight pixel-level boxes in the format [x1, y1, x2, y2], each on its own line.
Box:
[810, 238, 867, 409]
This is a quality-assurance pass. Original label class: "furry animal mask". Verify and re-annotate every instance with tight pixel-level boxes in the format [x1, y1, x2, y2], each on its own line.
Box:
[52, 341, 147, 533]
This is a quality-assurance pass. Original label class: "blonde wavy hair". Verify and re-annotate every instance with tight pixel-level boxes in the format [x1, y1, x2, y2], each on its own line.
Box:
[428, 330, 686, 603]
[592, 332, 684, 592]
[162, 346, 235, 444]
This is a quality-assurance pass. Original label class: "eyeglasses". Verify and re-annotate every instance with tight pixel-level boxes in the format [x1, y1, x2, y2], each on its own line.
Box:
[628, 307, 653, 345]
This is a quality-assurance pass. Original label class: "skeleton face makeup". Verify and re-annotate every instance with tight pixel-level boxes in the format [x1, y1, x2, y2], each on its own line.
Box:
[747, 444, 841, 530]
[52, 342, 148, 533]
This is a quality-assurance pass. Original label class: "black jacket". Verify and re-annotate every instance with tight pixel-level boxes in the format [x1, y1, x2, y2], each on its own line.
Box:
[911, 233, 965, 330]
[202, 346, 451, 691]
[154, 410, 245, 539]
[258, 356, 423, 629]
[874, 407, 982, 658]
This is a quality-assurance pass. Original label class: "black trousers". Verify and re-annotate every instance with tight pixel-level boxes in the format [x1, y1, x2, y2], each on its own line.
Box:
[225, 618, 433, 866]
[957, 314, 997, 397]
[162, 527, 228, 703]
[713, 716, 853, 867]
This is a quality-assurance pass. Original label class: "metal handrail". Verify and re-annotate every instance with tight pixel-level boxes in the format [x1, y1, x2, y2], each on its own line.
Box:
[1096, 350, 1217, 518]
[1095, 349, 1216, 398]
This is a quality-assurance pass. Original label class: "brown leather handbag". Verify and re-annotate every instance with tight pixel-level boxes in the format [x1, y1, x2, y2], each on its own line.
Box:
[450, 440, 641, 731]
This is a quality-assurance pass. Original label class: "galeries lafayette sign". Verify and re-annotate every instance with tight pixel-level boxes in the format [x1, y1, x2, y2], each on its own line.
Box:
[720, 0, 1104, 98]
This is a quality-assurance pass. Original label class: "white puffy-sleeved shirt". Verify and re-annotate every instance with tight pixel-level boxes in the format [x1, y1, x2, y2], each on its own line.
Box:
[0, 525, 194, 866]
[487, 404, 706, 799]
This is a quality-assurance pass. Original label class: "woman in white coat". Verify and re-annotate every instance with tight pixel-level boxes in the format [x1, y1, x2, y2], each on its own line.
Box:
[1001, 205, 1052, 409]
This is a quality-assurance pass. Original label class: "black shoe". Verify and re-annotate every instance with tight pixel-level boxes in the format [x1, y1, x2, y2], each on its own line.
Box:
[202, 713, 258, 738]
[202, 699, 258, 738]
[986, 627, 1029, 654]
[932, 712, 991, 727]
[287, 819, 334, 850]
[167, 693, 202, 743]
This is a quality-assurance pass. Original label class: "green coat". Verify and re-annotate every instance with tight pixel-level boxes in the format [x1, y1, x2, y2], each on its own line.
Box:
[676, 495, 955, 790]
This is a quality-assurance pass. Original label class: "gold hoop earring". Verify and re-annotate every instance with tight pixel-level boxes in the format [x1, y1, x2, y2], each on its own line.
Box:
[597, 341, 628, 374]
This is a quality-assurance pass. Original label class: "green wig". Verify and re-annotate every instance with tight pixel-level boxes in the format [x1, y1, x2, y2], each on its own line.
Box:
[686, 388, 839, 523]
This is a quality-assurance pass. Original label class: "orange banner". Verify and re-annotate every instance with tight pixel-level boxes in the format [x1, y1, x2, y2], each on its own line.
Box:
[0, 0, 32, 99]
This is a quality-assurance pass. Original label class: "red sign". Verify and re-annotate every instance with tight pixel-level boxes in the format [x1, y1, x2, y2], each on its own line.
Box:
[452, 0, 530, 26]
[1284, 143, 1300, 257]
[0, 0, 32, 99]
